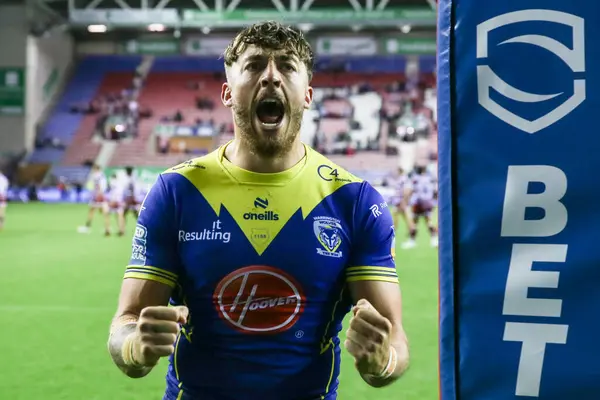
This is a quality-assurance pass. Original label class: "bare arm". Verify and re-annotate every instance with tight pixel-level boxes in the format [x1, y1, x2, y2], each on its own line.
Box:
[348, 280, 409, 388]
[108, 174, 183, 377]
[344, 182, 409, 388]
[108, 278, 173, 378]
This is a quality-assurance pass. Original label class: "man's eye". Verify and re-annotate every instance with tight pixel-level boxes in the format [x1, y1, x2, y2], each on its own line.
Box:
[246, 63, 259, 71]
[282, 64, 296, 72]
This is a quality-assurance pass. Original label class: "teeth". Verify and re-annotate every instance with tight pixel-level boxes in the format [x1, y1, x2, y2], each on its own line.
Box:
[261, 122, 278, 127]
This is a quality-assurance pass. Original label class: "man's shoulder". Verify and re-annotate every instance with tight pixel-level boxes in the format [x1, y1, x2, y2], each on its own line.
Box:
[160, 149, 223, 186]
[163, 152, 216, 175]
[157, 148, 235, 201]
[296, 147, 375, 217]
[305, 146, 363, 186]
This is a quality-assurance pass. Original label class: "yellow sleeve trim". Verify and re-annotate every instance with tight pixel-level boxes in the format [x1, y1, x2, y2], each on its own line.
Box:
[346, 266, 397, 273]
[126, 264, 178, 279]
[123, 265, 178, 288]
[123, 272, 177, 288]
[346, 276, 399, 284]
[346, 265, 398, 284]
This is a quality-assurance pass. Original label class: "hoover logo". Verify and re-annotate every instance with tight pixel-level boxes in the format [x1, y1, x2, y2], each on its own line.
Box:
[214, 265, 305, 334]
[476, 9, 586, 134]
[243, 197, 280, 221]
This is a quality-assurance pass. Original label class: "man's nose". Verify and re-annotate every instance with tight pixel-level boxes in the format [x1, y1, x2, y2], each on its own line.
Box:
[260, 61, 282, 88]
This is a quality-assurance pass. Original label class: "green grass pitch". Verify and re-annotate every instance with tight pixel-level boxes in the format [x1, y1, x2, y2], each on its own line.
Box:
[0, 203, 438, 400]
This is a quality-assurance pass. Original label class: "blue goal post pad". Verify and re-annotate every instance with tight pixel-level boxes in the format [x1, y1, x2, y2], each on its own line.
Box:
[438, 1, 600, 399]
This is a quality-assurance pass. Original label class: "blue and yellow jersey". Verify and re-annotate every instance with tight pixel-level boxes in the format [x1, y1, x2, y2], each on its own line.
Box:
[125, 143, 397, 400]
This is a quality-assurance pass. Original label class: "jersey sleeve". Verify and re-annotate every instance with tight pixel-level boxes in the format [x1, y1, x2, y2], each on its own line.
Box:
[124, 175, 180, 288]
[346, 182, 398, 284]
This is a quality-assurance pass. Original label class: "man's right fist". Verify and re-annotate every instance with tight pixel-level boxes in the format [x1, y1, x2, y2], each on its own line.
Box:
[133, 305, 189, 367]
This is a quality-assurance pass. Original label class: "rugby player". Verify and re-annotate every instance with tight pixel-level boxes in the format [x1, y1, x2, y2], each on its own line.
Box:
[108, 21, 409, 400]
[103, 169, 142, 236]
[122, 166, 142, 220]
[402, 164, 438, 249]
[78, 165, 110, 235]
[390, 167, 414, 235]
[0, 171, 8, 230]
[104, 173, 127, 236]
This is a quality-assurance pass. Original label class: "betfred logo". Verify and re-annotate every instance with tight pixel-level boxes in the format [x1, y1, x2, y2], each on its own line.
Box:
[476, 10, 586, 134]
[214, 265, 305, 334]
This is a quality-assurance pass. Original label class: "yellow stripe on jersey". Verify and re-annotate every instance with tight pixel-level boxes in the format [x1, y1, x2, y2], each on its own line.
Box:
[128, 265, 178, 279]
[123, 265, 178, 288]
[321, 338, 336, 400]
[174, 332, 182, 380]
[124, 266, 178, 284]
[181, 326, 192, 343]
[123, 272, 177, 288]
[174, 332, 185, 399]
[320, 287, 345, 354]
[345, 266, 399, 284]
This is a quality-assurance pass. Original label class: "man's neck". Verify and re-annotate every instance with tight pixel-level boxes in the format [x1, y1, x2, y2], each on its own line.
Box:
[224, 139, 306, 173]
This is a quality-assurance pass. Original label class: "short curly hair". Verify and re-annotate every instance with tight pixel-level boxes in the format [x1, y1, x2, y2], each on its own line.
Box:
[223, 21, 314, 81]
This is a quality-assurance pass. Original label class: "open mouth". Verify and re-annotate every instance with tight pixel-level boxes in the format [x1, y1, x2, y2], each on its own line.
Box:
[256, 98, 285, 128]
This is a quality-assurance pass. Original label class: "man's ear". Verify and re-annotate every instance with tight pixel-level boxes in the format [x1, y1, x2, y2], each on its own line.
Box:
[304, 86, 314, 110]
[221, 82, 233, 108]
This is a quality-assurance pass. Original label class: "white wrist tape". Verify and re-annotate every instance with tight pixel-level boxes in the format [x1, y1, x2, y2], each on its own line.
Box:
[376, 346, 397, 379]
[121, 331, 145, 368]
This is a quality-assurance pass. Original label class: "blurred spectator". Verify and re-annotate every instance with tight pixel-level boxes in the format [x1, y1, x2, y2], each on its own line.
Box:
[57, 177, 68, 201]
[158, 136, 169, 154]
[196, 97, 215, 110]
[66, 65, 150, 141]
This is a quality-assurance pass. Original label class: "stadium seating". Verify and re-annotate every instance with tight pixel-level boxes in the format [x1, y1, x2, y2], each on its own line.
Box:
[109, 72, 228, 167]
[31, 55, 142, 182]
[26, 55, 436, 185]
[107, 56, 410, 168]
[61, 72, 136, 167]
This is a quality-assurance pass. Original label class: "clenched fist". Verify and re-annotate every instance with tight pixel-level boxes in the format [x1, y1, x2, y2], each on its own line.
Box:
[133, 305, 188, 367]
[344, 299, 394, 377]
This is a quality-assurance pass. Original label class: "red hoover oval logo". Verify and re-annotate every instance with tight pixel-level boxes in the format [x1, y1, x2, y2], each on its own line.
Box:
[214, 265, 305, 334]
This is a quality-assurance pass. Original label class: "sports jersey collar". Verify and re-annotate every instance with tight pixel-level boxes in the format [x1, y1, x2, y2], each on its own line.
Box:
[218, 141, 308, 185]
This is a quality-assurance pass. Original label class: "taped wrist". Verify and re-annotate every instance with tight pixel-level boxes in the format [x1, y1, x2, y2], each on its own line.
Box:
[121, 331, 146, 369]
[375, 346, 397, 379]
[109, 315, 145, 369]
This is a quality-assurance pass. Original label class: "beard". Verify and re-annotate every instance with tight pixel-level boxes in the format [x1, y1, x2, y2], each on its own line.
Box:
[232, 101, 304, 159]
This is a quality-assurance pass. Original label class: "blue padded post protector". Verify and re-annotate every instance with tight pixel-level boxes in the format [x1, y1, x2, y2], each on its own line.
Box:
[437, 1, 600, 399]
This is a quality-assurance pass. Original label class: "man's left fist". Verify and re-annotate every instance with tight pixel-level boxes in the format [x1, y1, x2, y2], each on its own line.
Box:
[344, 298, 393, 376]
